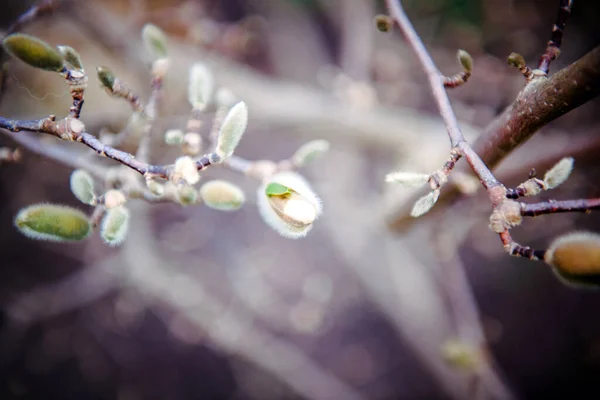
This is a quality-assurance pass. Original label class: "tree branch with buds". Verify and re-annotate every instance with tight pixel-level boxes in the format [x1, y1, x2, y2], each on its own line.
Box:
[383, 0, 600, 287]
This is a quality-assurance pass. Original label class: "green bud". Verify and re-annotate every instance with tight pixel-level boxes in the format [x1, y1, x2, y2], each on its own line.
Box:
[57, 45, 84, 71]
[14, 203, 91, 242]
[215, 101, 248, 159]
[188, 63, 213, 109]
[2, 33, 64, 72]
[142, 23, 168, 59]
[100, 206, 130, 246]
[70, 169, 96, 205]
[457, 49, 473, 73]
[178, 185, 198, 206]
[164, 129, 184, 145]
[545, 231, 600, 288]
[441, 339, 481, 371]
[199, 180, 245, 211]
[292, 140, 330, 166]
[507, 52, 526, 68]
[96, 66, 115, 91]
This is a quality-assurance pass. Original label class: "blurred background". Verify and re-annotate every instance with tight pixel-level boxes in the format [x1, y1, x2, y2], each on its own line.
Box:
[1, 0, 600, 399]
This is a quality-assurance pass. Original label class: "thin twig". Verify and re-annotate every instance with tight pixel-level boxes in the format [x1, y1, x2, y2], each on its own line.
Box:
[538, 0, 573, 74]
[521, 198, 600, 217]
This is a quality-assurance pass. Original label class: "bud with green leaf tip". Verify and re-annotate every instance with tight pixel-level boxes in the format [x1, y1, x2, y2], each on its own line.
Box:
[257, 171, 322, 239]
[142, 24, 168, 59]
[545, 231, 600, 288]
[100, 206, 129, 246]
[15, 203, 91, 242]
[200, 180, 245, 211]
[292, 140, 330, 167]
[215, 101, 248, 159]
[70, 169, 96, 205]
[57, 45, 84, 71]
[188, 63, 213, 110]
[2, 33, 64, 72]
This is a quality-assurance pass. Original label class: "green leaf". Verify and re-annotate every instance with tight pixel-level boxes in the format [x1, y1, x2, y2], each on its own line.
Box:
[14, 203, 91, 242]
[2, 33, 64, 72]
[265, 182, 291, 197]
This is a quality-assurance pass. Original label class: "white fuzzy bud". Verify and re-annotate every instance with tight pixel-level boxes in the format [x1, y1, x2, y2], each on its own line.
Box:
[215, 101, 248, 159]
[182, 132, 202, 156]
[104, 189, 127, 209]
[385, 171, 430, 187]
[543, 157, 574, 189]
[173, 156, 200, 185]
[411, 189, 440, 217]
[292, 140, 330, 167]
[142, 24, 168, 59]
[199, 180, 245, 211]
[164, 129, 184, 145]
[70, 169, 96, 205]
[257, 172, 322, 239]
[100, 206, 130, 246]
[188, 63, 213, 110]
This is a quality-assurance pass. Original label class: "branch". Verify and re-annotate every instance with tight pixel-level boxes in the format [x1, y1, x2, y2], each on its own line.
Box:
[521, 198, 600, 217]
[538, 0, 573, 74]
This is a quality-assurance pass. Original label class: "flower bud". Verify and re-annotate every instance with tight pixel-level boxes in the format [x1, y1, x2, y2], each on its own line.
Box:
[2, 33, 64, 72]
[411, 189, 440, 217]
[385, 171, 430, 187]
[141, 24, 168, 59]
[545, 231, 600, 288]
[173, 156, 199, 185]
[178, 185, 198, 206]
[257, 172, 322, 239]
[57, 45, 84, 71]
[164, 129, 184, 145]
[543, 157, 574, 189]
[457, 49, 473, 73]
[96, 66, 115, 91]
[292, 140, 330, 167]
[104, 189, 127, 209]
[215, 101, 248, 159]
[188, 63, 213, 110]
[182, 132, 202, 156]
[14, 203, 91, 242]
[507, 52, 526, 68]
[70, 169, 96, 205]
[200, 180, 245, 211]
[100, 206, 130, 246]
[146, 178, 165, 196]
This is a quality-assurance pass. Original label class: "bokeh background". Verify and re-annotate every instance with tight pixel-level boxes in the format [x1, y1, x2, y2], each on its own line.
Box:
[1, 0, 600, 399]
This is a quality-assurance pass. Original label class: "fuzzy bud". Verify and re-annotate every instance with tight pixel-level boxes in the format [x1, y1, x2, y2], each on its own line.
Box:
[199, 180, 245, 211]
[14, 203, 91, 242]
[151, 58, 170, 79]
[141, 24, 168, 59]
[164, 129, 184, 145]
[411, 189, 440, 217]
[100, 206, 129, 246]
[543, 157, 574, 189]
[146, 178, 165, 196]
[173, 156, 200, 185]
[70, 169, 96, 205]
[257, 172, 322, 239]
[188, 63, 214, 110]
[507, 52, 526, 68]
[489, 199, 523, 233]
[178, 185, 198, 205]
[57, 45, 84, 71]
[545, 231, 600, 288]
[2, 33, 64, 72]
[292, 140, 330, 167]
[96, 66, 115, 91]
[386, 171, 430, 187]
[104, 189, 127, 209]
[182, 132, 203, 156]
[457, 49, 473, 73]
[215, 101, 248, 159]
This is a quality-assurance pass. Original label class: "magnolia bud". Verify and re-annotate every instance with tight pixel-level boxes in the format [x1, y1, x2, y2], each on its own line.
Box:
[182, 132, 202, 156]
[2, 33, 64, 72]
[257, 172, 322, 239]
[457, 49, 473, 73]
[292, 140, 330, 167]
[188, 63, 213, 110]
[96, 66, 115, 91]
[545, 231, 600, 288]
[70, 169, 96, 205]
[146, 178, 165, 196]
[411, 189, 440, 217]
[57, 45, 84, 71]
[100, 206, 130, 246]
[104, 189, 127, 209]
[164, 129, 184, 145]
[543, 157, 574, 189]
[173, 156, 200, 185]
[14, 203, 91, 242]
[200, 180, 245, 211]
[178, 185, 198, 206]
[385, 171, 430, 187]
[507, 53, 526, 68]
[141, 24, 168, 59]
[215, 101, 248, 159]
